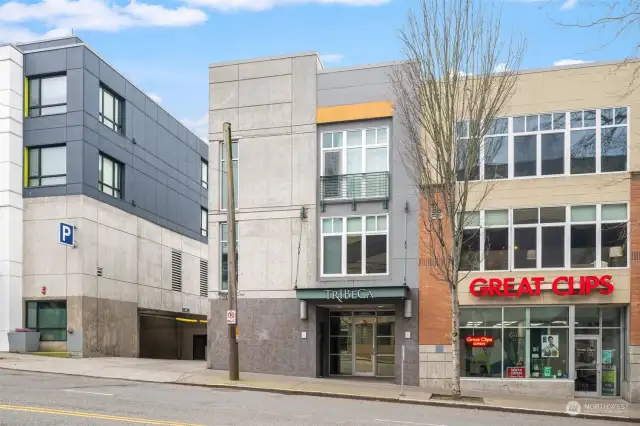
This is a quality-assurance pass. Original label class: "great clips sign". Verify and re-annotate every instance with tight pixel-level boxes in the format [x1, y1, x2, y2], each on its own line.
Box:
[469, 275, 614, 298]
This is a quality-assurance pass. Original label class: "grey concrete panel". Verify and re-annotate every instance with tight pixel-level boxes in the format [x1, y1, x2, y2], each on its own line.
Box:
[23, 185, 68, 197]
[24, 114, 66, 131]
[126, 81, 146, 111]
[167, 117, 179, 137]
[208, 64, 238, 83]
[177, 123, 188, 143]
[157, 108, 170, 130]
[24, 127, 66, 145]
[66, 111, 84, 127]
[317, 84, 393, 108]
[24, 49, 67, 76]
[66, 46, 83, 70]
[66, 183, 83, 195]
[81, 296, 139, 357]
[238, 75, 292, 107]
[66, 68, 83, 112]
[208, 298, 317, 377]
[83, 70, 100, 119]
[131, 105, 146, 149]
[239, 58, 292, 80]
[145, 116, 159, 156]
[238, 103, 292, 130]
[67, 125, 83, 141]
[17, 37, 81, 52]
[145, 98, 158, 121]
[317, 65, 391, 90]
[83, 142, 99, 189]
[66, 140, 84, 185]
[292, 55, 317, 126]
[124, 102, 134, 140]
[83, 48, 100, 77]
[99, 61, 126, 97]
[210, 81, 238, 110]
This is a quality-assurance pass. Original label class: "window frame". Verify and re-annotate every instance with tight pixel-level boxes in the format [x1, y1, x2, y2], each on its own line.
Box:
[220, 222, 238, 292]
[27, 74, 68, 117]
[99, 84, 124, 134]
[201, 159, 208, 189]
[27, 144, 67, 187]
[98, 153, 123, 199]
[201, 208, 208, 237]
[219, 141, 239, 211]
[320, 214, 390, 277]
[320, 127, 390, 176]
[460, 203, 630, 272]
[456, 106, 629, 182]
[25, 300, 67, 342]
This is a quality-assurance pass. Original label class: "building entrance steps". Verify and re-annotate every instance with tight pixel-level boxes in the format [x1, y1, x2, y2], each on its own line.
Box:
[0, 353, 638, 422]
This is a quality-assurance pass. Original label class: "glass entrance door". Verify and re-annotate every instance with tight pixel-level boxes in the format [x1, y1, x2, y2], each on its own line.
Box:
[575, 336, 601, 397]
[353, 315, 375, 376]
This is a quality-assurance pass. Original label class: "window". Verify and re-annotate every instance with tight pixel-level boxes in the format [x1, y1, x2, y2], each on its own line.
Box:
[321, 127, 389, 199]
[28, 75, 67, 117]
[460, 307, 569, 380]
[456, 107, 628, 182]
[99, 85, 123, 134]
[201, 159, 208, 189]
[98, 153, 122, 198]
[201, 208, 208, 237]
[220, 222, 238, 291]
[220, 142, 238, 210]
[26, 300, 67, 341]
[461, 203, 628, 271]
[321, 215, 388, 276]
[27, 145, 66, 187]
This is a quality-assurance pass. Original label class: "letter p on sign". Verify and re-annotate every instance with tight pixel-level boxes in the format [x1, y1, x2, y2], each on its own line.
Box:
[59, 222, 75, 247]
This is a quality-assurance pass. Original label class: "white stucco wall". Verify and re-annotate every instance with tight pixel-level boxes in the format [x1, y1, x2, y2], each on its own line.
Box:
[0, 45, 24, 351]
[23, 195, 209, 315]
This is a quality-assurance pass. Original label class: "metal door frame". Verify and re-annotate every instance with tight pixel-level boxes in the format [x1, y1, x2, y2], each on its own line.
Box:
[574, 334, 602, 397]
[352, 314, 376, 376]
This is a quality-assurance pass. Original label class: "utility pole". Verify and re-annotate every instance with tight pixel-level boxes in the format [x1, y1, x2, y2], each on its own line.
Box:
[224, 122, 239, 381]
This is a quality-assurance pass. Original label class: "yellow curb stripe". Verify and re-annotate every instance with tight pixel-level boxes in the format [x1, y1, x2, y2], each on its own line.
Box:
[0, 404, 203, 426]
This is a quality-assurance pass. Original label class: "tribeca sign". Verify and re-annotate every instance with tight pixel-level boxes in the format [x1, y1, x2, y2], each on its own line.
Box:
[325, 289, 374, 303]
[469, 275, 614, 298]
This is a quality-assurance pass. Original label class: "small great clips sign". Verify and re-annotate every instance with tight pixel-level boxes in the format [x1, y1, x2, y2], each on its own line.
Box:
[469, 275, 614, 298]
[465, 336, 494, 347]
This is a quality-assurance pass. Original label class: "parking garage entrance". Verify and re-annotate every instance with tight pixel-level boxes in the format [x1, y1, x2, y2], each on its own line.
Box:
[138, 309, 207, 360]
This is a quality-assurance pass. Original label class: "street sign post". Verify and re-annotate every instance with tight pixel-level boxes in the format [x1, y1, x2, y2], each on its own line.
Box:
[59, 222, 75, 247]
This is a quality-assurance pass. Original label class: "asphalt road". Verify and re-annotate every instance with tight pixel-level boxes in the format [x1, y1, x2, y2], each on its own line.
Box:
[0, 370, 629, 426]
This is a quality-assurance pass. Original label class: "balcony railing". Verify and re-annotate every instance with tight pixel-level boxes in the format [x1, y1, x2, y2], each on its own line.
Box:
[320, 172, 389, 208]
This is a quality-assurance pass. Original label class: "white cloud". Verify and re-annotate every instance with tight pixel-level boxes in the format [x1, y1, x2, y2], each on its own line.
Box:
[320, 53, 343, 64]
[493, 63, 508, 73]
[0, 26, 71, 43]
[181, 113, 208, 142]
[0, 0, 207, 42]
[560, 0, 578, 10]
[147, 93, 162, 104]
[185, 0, 390, 12]
[553, 59, 593, 66]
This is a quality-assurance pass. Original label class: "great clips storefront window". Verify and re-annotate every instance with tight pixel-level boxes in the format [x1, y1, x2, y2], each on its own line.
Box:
[461, 307, 570, 380]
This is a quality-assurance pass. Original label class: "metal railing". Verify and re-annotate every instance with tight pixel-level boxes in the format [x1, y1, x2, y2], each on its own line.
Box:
[320, 171, 389, 201]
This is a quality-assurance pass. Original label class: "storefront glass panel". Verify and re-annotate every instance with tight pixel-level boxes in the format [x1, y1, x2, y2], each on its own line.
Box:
[602, 328, 621, 396]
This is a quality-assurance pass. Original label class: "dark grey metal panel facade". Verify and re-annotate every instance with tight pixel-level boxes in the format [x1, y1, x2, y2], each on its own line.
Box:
[21, 44, 208, 242]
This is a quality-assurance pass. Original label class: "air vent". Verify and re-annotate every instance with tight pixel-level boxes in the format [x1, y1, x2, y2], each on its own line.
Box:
[633, 251, 640, 262]
[171, 250, 182, 292]
[200, 259, 209, 297]
[97, 267, 103, 277]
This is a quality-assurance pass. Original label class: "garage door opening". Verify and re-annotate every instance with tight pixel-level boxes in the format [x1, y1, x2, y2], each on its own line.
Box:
[139, 309, 207, 360]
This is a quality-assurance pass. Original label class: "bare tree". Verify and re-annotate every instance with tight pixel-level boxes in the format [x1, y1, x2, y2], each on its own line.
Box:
[391, 0, 524, 398]
[553, 0, 639, 90]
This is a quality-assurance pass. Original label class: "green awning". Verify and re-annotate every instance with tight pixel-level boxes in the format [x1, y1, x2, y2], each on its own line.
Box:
[296, 285, 409, 302]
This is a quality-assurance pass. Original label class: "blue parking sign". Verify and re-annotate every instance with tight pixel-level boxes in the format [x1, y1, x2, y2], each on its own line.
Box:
[59, 222, 74, 246]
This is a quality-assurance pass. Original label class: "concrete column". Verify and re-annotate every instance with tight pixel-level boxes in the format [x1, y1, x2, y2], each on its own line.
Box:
[0, 46, 24, 352]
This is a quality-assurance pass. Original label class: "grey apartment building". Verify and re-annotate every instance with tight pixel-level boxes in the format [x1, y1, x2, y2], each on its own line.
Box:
[206, 54, 419, 384]
[0, 37, 210, 359]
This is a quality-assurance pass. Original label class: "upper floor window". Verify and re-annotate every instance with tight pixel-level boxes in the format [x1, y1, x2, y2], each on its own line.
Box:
[456, 107, 628, 181]
[201, 208, 208, 237]
[201, 159, 208, 189]
[460, 203, 628, 272]
[28, 75, 67, 117]
[220, 141, 238, 210]
[99, 85, 123, 134]
[98, 153, 123, 198]
[27, 145, 66, 187]
[321, 214, 388, 276]
[220, 222, 238, 291]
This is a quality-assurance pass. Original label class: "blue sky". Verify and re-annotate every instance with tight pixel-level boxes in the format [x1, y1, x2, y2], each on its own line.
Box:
[0, 0, 637, 139]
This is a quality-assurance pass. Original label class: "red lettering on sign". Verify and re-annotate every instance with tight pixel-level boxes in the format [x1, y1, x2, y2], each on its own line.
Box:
[469, 276, 615, 298]
[465, 336, 494, 347]
[507, 367, 526, 378]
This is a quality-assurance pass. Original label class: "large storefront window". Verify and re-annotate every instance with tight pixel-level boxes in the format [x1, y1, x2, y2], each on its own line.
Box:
[460, 306, 625, 396]
[26, 300, 67, 341]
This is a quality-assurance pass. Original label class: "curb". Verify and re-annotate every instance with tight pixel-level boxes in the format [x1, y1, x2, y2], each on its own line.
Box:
[0, 366, 636, 423]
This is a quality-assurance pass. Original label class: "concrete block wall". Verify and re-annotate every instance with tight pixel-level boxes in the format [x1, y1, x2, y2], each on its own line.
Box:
[0, 45, 24, 352]
[207, 54, 319, 375]
[23, 195, 208, 356]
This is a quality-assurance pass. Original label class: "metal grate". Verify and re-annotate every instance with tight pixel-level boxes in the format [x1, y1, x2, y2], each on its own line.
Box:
[171, 250, 182, 292]
[200, 259, 208, 297]
[633, 251, 640, 262]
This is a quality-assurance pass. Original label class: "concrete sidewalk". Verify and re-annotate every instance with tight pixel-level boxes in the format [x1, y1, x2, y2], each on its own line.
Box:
[0, 353, 638, 422]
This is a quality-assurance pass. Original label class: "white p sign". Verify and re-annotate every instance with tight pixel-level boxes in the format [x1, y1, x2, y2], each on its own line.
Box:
[59, 222, 75, 246]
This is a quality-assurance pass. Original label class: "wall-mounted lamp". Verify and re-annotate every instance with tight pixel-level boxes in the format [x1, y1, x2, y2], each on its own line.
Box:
[404, 299, 412, 319]
[300, 300, 308, 320]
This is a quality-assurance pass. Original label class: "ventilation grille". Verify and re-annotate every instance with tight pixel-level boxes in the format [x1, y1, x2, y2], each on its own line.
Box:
[200, 259, 208, 297]
[171, 250, 182, 292]
[633, 251, 640, 262]
[97, 267, 103, 277]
